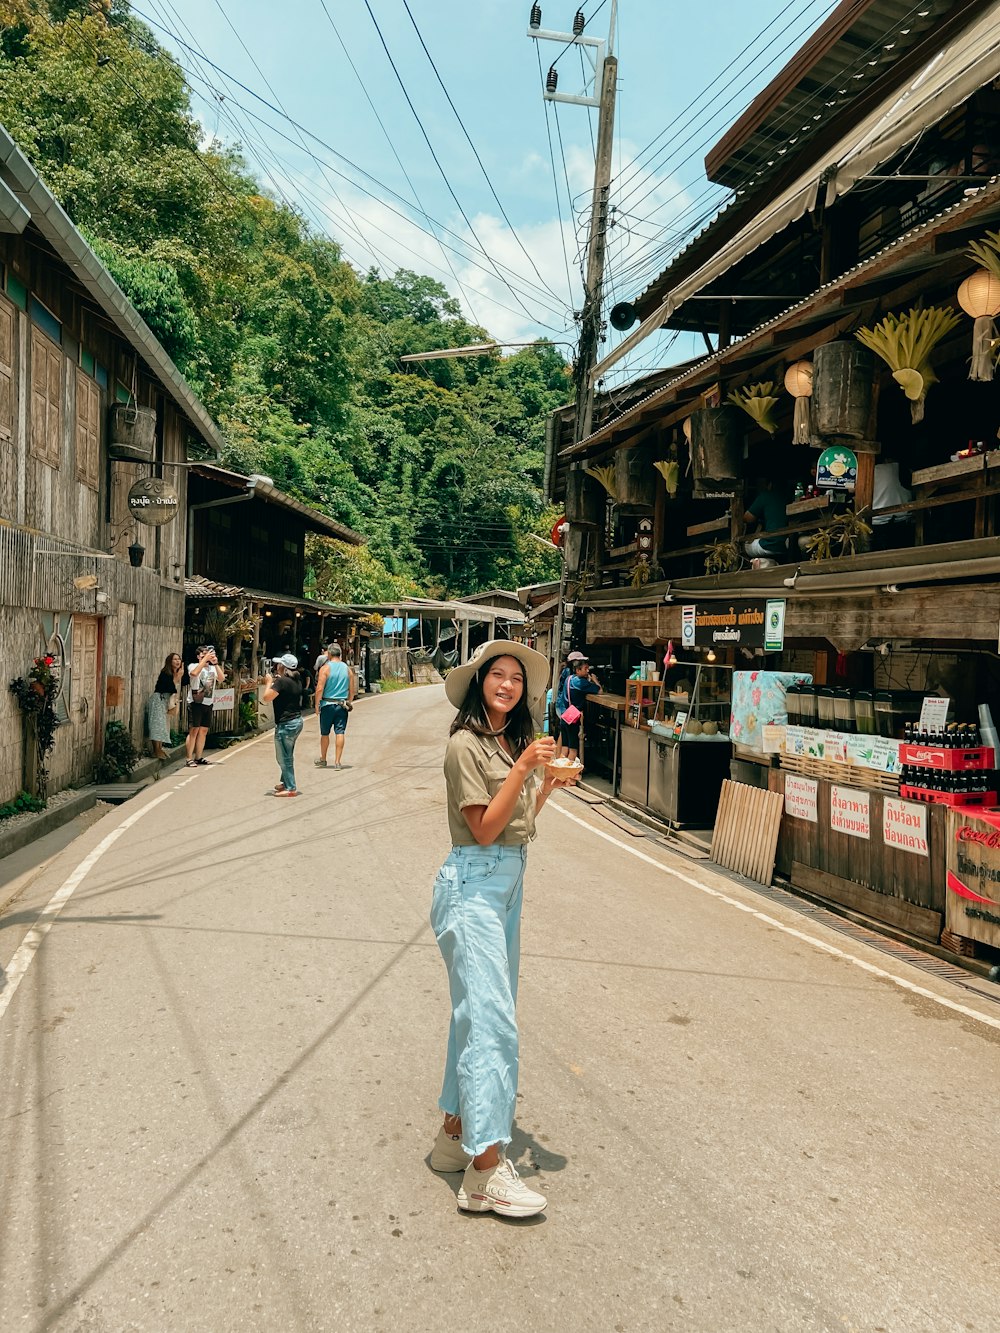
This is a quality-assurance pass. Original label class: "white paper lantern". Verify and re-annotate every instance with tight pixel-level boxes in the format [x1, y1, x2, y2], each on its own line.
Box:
[958, 269, 1000, 382]
[783, 360, 813, 397]
[958, 269, 1000, 318]
[783, 360, 813, 443]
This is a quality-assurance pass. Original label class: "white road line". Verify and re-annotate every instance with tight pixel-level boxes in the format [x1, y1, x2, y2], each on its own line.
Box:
[552, 799, 1000, 1034]
[0, 789, 175, 1024]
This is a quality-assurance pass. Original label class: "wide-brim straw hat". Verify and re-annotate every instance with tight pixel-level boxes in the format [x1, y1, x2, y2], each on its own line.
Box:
[445, 640, 550, 717]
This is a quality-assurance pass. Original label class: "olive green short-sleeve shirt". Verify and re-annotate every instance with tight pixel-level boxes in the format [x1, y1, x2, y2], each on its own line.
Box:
[443, 729, 537, 846]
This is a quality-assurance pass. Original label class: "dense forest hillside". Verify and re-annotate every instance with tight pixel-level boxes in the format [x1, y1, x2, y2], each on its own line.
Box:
[0, 0, 568, 599]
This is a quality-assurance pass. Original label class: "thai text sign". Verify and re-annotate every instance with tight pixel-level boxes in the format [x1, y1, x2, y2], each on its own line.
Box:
[830, 785, 870, 839]
[211, 687, 236, 711]
[784, 775, 818, 822]
[945, 808, 1000, 949]
[127, 477, 179, 527]
[883, 798, 928, 856]
[681, 600, 785, 649]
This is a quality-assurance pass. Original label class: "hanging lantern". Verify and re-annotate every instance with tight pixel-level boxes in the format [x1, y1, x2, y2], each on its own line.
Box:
[957, 268, 1000, 382]
[783, 360, 813, 444]
[682, 416, 692, 442]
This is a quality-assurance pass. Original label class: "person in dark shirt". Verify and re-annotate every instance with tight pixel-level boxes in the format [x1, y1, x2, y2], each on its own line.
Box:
[262, 653, 304, 797]
[743, 479, 787, 565]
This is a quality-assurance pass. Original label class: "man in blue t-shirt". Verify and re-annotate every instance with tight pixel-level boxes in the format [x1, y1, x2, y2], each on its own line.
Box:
[314, 643, 355, 770]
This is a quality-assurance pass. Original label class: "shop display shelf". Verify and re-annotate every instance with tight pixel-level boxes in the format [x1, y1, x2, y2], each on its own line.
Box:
[899, 744, 994, 771]
[899, 784, 998, 807]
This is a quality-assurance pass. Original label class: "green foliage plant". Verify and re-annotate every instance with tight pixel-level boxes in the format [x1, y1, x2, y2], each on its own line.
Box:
[0, 790, 46, 821]
[9, 654, 59, 803]
[94, 721, 139, 783]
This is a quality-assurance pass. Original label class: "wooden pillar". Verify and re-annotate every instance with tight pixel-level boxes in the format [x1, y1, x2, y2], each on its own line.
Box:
[460, 617, 470, 665]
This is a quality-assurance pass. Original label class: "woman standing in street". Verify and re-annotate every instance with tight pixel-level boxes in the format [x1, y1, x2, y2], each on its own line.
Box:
[429, 640, 580, 1218]
[262, 653, 303, 797]
[147, 652, 183, 760]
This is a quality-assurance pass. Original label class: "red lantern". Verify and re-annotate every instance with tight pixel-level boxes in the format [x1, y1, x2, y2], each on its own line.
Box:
[550, 515, 568, 547]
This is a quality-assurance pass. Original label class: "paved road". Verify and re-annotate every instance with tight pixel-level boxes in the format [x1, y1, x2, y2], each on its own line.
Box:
[2, 685, 999, 1332]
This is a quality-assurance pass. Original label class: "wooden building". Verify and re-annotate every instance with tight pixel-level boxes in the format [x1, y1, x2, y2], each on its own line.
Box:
[546, 0, 1000, 952]
[0, 122, 225, 803]
[183, 463, 368, 724]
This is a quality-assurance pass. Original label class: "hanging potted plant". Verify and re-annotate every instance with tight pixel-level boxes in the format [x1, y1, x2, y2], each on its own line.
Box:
[727, 380, 780, 435]
[855, 306, 960, 424]
[653, 457, 680, 496]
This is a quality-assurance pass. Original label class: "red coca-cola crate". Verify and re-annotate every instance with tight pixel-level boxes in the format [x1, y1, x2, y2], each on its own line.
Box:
[899, 784, 998, 807]
[898, 744, 994, 771]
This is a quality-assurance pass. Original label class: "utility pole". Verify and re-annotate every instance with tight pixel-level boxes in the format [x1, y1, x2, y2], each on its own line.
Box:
[529, 4, 618, 684]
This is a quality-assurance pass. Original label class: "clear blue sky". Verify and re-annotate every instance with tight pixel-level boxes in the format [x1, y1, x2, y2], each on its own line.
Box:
[145, 0, 839, 379]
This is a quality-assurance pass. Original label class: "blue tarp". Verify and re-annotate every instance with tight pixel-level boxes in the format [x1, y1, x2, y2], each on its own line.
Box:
[382, 616, 419, 635]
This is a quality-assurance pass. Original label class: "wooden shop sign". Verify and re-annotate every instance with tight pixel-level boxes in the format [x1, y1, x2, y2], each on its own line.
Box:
[127, 477, 179, 527]
[946, 807, 1000, 949]
[680, 599, 785, 649]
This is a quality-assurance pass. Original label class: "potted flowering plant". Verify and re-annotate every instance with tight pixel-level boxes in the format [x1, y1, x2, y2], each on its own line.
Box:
[9, 655, 60, 803]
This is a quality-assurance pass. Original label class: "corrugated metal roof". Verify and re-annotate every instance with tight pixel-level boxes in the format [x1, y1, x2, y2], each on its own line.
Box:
[185, 574, 359, 614]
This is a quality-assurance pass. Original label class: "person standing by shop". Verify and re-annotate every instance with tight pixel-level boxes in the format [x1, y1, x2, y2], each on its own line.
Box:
[184, 646, 223, 768]
[558, 658, 602, 763]
[147, 652, 183, 760]
[428, 640, 580, 1219]
[314, 643, 355, 770]
[262, 654, 303, 798]
[743, 478, 788, 568]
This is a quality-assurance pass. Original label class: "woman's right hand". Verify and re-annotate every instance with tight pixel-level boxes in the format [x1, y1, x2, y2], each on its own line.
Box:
[518, 736, 557, 772]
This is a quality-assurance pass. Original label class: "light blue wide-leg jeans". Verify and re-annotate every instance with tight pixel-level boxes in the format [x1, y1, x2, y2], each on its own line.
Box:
[430, 844, 527, 1157]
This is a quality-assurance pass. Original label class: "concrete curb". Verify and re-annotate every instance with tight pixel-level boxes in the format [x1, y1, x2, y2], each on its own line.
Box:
[0, 789, 99, 862]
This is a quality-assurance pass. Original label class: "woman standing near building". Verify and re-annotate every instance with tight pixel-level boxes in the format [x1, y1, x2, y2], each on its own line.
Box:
[428, 640, 579, 1219]
[147, 652, 183, 760]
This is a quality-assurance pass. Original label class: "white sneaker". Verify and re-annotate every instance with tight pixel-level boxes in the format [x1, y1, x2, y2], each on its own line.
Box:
[457, 1156, 547, 1217]
[429, 1124, 472, 1172]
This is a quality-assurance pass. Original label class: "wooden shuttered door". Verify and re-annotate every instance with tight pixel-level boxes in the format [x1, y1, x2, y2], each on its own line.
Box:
[0, 299, 13, 520]
[30, 326, 62, 467]
[75, 369, 100, 489]
[0, 299, 12, 444]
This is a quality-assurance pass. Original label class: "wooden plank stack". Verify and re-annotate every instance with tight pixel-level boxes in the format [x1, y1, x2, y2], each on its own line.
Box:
[711, 780, 784, 885]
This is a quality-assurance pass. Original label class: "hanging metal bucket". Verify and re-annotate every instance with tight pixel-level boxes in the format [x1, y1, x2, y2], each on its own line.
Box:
[812, 341, 876, 442]
[615, 441, 656, 513]
[690, 406, 743, 497]
[565, 463, 604, 526]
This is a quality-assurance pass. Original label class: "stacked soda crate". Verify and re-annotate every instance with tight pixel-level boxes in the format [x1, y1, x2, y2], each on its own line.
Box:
[899, 724, 996, 806]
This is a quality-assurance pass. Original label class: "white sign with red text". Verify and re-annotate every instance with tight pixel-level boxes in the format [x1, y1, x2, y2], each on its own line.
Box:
[883, 797, 928, 856]
[830, 785, 870, 839]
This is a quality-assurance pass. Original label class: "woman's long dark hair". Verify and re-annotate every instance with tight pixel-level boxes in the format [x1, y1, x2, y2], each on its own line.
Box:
[162, 652, 181, 674]
[450, 656, 534, 756]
